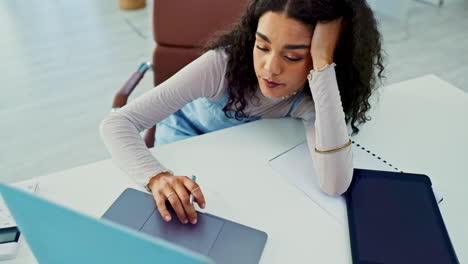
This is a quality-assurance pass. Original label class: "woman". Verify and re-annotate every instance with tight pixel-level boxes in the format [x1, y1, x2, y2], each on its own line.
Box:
[100, 0, 384, 225]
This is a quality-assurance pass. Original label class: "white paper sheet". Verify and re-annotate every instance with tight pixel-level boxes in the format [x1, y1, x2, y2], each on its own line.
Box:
[269, 141, 442, 225]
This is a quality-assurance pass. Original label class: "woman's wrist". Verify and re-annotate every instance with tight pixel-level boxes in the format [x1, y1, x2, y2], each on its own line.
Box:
[147, 171, 173, 191]
[312, 57, 333, 70]
[307, 62, 336, 82]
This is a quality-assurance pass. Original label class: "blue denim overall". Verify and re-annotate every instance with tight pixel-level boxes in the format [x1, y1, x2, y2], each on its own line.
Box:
[155, 91, 305, 146]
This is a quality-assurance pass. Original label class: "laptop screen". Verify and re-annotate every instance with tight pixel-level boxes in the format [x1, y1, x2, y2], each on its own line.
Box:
[0, 227, 20, 244]
[0, 184, 214, 264]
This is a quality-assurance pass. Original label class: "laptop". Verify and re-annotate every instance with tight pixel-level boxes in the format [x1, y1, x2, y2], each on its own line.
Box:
[0, 183, 214, 264]
[101, 188, 268, 264]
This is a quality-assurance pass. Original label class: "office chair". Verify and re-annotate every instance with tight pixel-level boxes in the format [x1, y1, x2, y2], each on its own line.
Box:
[112, 0, 249, 148]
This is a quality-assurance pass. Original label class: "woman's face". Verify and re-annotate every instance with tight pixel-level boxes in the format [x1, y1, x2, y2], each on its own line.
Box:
[253, 11, 313, 99]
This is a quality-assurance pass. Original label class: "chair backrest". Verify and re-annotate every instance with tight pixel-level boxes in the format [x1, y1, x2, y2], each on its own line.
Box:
[151, 0, 249, 85]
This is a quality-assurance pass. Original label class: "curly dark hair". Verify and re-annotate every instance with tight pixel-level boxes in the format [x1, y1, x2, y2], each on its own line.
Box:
[205, 0, 385, 135]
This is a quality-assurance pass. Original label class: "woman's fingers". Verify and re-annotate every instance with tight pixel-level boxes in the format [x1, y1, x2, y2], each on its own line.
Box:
[164, 188, 189, 224]
[183, 176, 206, 209]
[173, 183, 198, 224]
[150, 174, 206, 225]
[153, 191, 172, 222]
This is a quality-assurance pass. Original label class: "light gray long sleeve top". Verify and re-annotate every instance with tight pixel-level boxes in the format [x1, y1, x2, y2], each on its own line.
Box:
[100, 49, 353, 195]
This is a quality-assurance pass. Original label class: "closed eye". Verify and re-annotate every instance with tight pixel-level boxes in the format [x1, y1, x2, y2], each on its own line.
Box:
[286, 57, 302, 62]
[256, 45, 268, 52]
[256, 45, 303, 62]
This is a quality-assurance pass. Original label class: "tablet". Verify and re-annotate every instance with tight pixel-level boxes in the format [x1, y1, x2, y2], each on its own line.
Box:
[345, 169, 458, 264]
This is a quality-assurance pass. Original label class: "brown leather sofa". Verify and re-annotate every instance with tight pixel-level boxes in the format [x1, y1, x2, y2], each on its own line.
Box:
[112, 0, 249, 148]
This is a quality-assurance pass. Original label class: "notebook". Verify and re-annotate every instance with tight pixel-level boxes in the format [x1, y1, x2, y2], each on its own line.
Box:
[268, 140, 443, 224]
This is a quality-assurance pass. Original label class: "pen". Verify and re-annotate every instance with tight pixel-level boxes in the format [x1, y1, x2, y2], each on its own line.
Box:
[190, 175, 197, 205]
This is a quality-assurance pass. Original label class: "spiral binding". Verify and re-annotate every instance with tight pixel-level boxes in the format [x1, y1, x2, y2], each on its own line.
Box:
[351, 141, 402, 173]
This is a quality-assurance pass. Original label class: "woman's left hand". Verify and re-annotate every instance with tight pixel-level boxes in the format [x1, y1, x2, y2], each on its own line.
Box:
[310, 17, 344, 70]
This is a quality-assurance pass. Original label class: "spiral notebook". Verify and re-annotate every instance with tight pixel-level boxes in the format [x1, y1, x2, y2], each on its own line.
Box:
[268, 140, 443, 224]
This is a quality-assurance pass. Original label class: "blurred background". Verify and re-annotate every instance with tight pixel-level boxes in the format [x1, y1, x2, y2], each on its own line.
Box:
[1, 0, 467, 183]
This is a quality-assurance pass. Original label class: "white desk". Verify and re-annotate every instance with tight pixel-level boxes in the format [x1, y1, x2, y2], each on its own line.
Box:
[7, 75, 467, 263]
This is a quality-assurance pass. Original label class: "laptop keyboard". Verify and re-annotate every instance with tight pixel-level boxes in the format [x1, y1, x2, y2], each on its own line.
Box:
[0, 179, 39, 228]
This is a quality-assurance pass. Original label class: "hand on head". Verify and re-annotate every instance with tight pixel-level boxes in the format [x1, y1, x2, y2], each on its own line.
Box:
[310, 17, 344, 69]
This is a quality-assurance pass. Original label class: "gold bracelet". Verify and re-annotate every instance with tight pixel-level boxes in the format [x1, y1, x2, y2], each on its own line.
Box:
[314, 139, 352, 154]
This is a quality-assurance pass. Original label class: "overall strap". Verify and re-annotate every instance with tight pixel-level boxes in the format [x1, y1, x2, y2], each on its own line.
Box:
[286, 92, 306, 117]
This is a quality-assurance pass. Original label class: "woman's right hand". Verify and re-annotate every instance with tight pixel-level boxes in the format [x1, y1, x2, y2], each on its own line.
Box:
[148, 172, 206, 225]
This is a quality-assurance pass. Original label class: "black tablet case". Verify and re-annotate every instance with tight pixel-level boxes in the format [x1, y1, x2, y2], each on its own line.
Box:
[345, 169, 458, 264]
